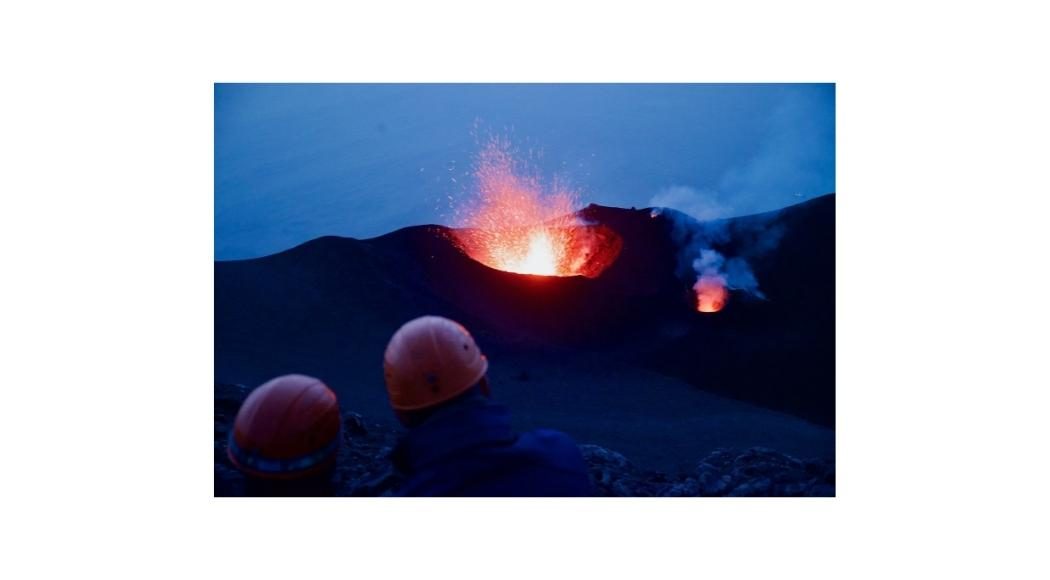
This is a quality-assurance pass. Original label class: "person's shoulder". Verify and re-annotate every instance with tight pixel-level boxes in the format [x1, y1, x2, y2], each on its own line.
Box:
[526, 427, 577, 444]
[519, 428, 586, 460]
[516, 429, 593, 494]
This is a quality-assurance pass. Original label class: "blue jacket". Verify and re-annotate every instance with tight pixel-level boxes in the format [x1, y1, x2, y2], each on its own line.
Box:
[391, 397, 594, 496]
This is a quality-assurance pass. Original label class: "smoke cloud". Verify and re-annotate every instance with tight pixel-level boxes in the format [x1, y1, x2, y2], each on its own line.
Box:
[649, 186, 733, 221]
[646, 87, 834, 223]
[651, 205, 786, 304]
[644, 88, 830, 297]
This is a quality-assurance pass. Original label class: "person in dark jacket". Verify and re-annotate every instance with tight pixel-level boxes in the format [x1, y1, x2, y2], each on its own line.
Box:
[383, 315, 593, 497]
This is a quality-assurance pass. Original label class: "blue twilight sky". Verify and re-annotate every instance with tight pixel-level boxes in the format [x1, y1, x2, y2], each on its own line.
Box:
[215, 83, 834, 260]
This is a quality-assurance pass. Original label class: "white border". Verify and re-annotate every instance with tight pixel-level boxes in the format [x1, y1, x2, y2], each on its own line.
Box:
[3, 1, 1048, 578]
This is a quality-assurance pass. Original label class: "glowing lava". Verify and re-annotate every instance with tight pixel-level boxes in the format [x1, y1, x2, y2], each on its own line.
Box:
[515, 231, 558, 276]
[452, 138, 621, 278]
[694, 275, 728, 313]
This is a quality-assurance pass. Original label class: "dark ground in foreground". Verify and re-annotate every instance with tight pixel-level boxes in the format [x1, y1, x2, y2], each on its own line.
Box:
[215, 383, 834, 497]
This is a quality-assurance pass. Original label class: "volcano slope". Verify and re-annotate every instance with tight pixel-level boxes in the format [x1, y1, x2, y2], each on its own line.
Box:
[215, 194, 835, 474]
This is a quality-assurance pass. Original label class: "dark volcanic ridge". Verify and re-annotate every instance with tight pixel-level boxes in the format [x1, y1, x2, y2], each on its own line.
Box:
[215, 195, 835, 474]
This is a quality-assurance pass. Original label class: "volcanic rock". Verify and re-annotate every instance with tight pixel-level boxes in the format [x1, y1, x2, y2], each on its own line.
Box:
[215, 391, 834, 497]
[215, 195, 836, 474]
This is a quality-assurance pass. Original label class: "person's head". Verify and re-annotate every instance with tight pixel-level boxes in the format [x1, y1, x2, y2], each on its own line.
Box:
[227, 374, 341, 493]
[383, 315, 490, 427]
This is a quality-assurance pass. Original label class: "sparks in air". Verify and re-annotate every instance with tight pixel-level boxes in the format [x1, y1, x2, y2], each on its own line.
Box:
[451, 138, 621, 278]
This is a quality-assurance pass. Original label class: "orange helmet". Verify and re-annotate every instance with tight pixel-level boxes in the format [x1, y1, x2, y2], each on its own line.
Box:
[383, 316, 489, 411]
[227, 374, 341, 480]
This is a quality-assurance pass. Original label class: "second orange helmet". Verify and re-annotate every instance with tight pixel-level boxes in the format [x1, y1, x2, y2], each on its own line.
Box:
[383, 316, 489, 411]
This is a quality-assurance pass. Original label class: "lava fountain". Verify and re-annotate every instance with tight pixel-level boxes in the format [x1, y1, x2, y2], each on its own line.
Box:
[451, 139, 621, 278]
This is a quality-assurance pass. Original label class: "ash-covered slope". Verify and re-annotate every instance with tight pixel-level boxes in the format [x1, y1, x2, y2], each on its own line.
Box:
[215, 194, 835, 468]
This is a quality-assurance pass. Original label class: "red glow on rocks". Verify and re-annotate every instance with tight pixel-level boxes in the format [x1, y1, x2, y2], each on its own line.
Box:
[694, 275, 728, 313]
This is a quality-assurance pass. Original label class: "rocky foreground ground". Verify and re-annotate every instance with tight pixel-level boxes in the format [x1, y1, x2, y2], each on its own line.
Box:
[215, 383, 835, 497]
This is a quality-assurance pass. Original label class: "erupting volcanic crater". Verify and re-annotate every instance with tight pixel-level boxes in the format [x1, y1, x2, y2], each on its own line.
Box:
[448, 137, 623, 279]
[453, 222, 623, 278]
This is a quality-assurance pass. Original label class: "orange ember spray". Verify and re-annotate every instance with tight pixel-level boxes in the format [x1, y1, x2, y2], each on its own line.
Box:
[452, 138, 620, 277]
[694, 274, 728, 313]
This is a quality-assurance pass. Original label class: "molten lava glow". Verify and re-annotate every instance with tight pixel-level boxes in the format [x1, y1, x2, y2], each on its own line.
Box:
[514, 231, 558, 276]
[694, 275, 728, 313]
[452, 138, 621, 277]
